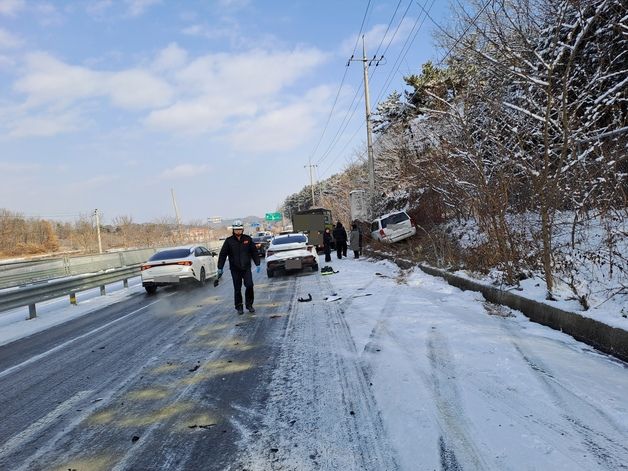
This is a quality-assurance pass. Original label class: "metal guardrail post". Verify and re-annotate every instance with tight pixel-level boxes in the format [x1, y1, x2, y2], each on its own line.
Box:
[123, 279, 128, 288]
[100, 286, 106, 296]
[28, 304, 36, 319]
[70, 293, 77, 305]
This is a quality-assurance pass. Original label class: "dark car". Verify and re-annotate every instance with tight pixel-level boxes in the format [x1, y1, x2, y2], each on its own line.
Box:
[252, 235, 273, 257]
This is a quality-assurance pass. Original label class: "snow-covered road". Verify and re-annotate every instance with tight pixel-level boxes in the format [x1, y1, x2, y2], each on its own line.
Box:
[237, 256, 628, 470]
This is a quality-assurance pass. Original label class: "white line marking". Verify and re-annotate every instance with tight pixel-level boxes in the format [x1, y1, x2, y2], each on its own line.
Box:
[0, 297, 167, 379]
[0, 389, 94, 458]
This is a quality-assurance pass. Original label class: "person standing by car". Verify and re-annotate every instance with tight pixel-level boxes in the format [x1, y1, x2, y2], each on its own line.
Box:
[323, 227, 333, 262]
[217, 220, 261, 314]
[333, 221, 348, 259]
[349, 223, 362, 258]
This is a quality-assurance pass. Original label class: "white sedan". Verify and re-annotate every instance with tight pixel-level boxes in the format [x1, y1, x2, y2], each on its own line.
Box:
[140, 245, 217, 294]
[265, 233, 319, 278]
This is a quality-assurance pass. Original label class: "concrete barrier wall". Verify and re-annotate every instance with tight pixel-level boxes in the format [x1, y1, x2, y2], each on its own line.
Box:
[374, 252, 628, 363]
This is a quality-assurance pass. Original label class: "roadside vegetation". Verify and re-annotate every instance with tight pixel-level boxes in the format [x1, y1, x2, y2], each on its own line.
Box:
[0, 209, 231, 258]
[282, 0, 627, 309]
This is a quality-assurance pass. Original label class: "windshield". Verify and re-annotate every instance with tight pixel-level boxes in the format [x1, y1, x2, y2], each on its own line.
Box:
[148, 249, 191, 261]
[272, 235, 307, 245]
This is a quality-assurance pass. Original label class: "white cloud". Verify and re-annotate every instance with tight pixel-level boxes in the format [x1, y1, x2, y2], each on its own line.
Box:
[152, 43, 187, 71]
[86, 0, 113, 16]
[14, 52, 173, 110]
[15, 53, 101, 106]
[227, 86, 332, 153]
[125, 0, 160, 17]
[0, 0, 25, 16]
[0, 54, 15, 69]
[0, 28, 20, 49]
[145, 47, 327, 135]
[341, 18, 417, 56]
[5, 110, 84, 138]
[159, 164, 209, 179]
[107, 69, 173, 109]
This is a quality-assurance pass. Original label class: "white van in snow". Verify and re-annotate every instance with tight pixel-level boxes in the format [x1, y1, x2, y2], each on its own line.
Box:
[370, 210, 416, 243]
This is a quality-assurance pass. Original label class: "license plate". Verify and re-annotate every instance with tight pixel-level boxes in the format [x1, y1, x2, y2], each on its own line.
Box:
[285, 259, 302, 270]
[155, 276, 179, 283]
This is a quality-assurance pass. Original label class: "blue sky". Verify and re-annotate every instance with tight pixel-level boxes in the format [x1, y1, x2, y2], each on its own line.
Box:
[0, 0, 451, 223]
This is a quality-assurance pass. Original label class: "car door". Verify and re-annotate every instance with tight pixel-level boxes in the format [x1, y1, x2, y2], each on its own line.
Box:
[200, 246, 217, 276]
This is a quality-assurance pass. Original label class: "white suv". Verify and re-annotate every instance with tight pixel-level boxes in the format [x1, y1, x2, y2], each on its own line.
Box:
[370, 210, 416, 243]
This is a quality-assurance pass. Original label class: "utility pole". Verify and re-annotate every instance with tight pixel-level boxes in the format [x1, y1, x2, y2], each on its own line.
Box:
[348, 35, 380, 217]
[304, 163, 318, 207]
[170, 188, 182, 242]
[93, 209, 103, 254]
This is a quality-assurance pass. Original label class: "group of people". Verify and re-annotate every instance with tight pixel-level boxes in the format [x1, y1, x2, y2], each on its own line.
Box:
[322, 221, 363, 262]
[217, 220, 363, 315]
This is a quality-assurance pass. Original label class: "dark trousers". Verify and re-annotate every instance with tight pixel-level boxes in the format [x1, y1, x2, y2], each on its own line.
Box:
[353, 250, 360, 258]
[324, 245, 331, 262]
[336, 241, 347, 259]
[231, 269, 254, 309]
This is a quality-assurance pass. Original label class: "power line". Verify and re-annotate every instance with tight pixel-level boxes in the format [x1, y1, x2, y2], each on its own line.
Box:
[317, 0, 432, 174]
[373, 0, 436, 107]
[307, 0, 373, 165]
[414, 0, 492, 66]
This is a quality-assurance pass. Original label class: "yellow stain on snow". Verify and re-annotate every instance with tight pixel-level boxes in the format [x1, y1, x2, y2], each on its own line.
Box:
[119, 402, 195, 427]
[55, 454, 114, 471]
[180, 360, 253, 385]
[195, 323, 230, 336]
[199, 295, 223, 304]
[89, 409, 116, 425]
[151, 363, 180, 375]
[174, 306, 199, 316]
[127, 388, 170, 401]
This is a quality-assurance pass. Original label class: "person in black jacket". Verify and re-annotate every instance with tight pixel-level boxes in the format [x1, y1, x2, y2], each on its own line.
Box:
[217, 220, 261, 314]
[322, 227, 333, 262]
[332, 221, 347, 259]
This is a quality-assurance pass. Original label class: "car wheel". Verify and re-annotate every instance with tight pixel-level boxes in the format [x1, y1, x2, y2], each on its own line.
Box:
[145, 285, 157, 295]
[267, 268, 274, 278]
[199, 267, 206, 286]
[312, 263, 319, 272]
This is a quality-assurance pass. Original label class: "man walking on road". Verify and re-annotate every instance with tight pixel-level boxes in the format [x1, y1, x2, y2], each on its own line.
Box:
[217, 220, 261, 314]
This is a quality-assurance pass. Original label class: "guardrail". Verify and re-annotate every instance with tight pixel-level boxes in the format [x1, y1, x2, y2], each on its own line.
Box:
[0, 248, 159, 290]
[0, 266, 140, 318]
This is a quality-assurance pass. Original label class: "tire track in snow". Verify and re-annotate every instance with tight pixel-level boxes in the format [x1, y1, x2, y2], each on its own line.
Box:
[501, 321, 628, 470]
[236, 272, 398, 470]
[360, 279, 487, 470]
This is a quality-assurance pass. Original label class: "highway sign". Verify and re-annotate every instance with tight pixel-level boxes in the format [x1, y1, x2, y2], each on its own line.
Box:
[265, 212, 282, 221]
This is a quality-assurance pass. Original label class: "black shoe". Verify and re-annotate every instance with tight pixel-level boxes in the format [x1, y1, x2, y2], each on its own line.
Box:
[247, 306, 255, 313]
[236, 307, 244, 315]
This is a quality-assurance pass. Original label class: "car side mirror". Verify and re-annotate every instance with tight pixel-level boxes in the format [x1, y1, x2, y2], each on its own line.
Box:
[211, 251, 218, 257]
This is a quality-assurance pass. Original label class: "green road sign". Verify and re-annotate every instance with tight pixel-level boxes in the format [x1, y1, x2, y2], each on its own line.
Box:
[265, 212, 282, 221]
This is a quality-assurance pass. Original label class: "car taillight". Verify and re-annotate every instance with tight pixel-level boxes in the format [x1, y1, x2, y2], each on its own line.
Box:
[177, 261, 193, 266]
[141, 264, 151, 271]
[307, 245, 313, 252]
[266, 250, 274, 257]
[256, 243, 261, 248]
[379, 229, 385, 237]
